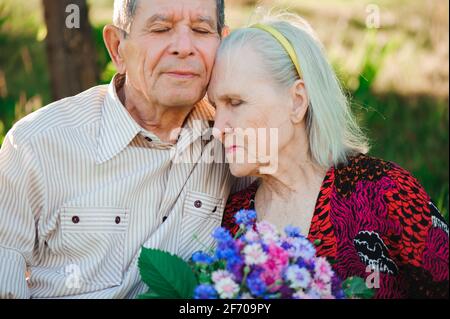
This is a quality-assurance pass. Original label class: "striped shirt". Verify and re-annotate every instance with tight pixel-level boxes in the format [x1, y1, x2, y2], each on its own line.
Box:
[0, 75, 248, 299]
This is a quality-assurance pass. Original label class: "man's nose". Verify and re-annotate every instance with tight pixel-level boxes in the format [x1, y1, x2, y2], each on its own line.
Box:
[170, 29, 195, 58]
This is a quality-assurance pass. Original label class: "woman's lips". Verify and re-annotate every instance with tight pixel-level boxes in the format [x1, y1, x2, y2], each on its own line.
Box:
[225, 145, 238, 154]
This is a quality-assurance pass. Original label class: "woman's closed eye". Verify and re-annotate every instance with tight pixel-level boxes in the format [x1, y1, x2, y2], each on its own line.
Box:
[229, 99, 244, 107]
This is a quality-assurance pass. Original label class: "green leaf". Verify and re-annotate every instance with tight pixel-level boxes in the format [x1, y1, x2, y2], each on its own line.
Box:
[343, 276, 375, 299]
[327, 258, 338, 265]
[137, 290, 161, 299]
[198, 272, 212, 284]
[138, 247, 199, 299]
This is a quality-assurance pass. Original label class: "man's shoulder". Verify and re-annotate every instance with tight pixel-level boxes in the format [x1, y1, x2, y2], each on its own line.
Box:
[10, 85, 108, 143]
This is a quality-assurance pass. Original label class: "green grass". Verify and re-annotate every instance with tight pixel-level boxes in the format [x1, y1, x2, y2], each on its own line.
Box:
[1, 0, 448, 220]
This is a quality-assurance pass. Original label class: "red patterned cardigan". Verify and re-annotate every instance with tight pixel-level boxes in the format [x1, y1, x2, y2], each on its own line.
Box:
[222, 154, 449, 298]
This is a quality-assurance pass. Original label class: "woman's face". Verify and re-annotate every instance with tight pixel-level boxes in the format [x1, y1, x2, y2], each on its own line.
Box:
[208, 46, 296, 177]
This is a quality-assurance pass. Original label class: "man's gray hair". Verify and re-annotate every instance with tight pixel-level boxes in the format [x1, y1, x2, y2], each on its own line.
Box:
[113, 0, 225, 35]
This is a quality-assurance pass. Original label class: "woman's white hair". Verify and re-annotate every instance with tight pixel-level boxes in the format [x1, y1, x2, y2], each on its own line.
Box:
[217, 12, 369, 168]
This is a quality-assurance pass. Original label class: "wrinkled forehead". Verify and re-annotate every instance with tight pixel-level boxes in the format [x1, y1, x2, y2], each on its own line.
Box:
[208, 45, 266, 99]
[134, 0, 217, 25]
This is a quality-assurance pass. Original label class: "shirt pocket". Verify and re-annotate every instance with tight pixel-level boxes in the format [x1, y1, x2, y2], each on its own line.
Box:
[178, 190, 224, 260]
[60, 207, 128, 290]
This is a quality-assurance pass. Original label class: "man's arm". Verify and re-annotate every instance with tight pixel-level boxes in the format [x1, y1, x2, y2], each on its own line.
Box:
[0, 130, 43, 299]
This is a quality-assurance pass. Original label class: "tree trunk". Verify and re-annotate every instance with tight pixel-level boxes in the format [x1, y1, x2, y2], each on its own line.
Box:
[42, 0, 98, 101]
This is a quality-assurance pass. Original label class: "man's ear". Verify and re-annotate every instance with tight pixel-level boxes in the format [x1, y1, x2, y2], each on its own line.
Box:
[103, 25, 126, 74]
[290, 80, 309, 124]
[221, 25, 231, 38]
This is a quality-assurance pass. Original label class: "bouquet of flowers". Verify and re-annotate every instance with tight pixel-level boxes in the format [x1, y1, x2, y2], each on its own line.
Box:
[138, 210, 373, 299]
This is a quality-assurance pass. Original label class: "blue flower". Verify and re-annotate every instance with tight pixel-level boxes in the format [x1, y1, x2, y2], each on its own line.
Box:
[212, 227, 233, 243]
[246, 274, 267, 298]
[192, 251, 215, 265]
[194, 284, 218, 299]
[234, 209, 257, 227]
[284, 225, 302, 238]
[215, 240, 239, 260]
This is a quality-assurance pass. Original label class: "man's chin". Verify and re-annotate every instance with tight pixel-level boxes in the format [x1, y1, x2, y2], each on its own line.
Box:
[161, 96, 203, 108]
[159, 90, 204, 108]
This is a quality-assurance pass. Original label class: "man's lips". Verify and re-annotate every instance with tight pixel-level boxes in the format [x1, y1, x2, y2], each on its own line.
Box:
[164, 71, 198, 79]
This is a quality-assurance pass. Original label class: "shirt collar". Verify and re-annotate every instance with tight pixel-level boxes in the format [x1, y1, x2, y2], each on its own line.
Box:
[95, 74, 215, 164]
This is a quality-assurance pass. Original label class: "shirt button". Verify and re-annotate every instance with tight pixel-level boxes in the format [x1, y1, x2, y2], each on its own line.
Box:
[72, 216, 80, 224]
[115, 216, 121, 224]
[194, 200, 202, 208]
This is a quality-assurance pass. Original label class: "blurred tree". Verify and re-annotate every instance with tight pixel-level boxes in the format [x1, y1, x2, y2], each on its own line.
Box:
[42, 0, 98, 101]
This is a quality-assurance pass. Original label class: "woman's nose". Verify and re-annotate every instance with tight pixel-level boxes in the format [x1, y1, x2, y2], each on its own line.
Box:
[212, 124, 224, 143]
[212, 111, 228, 143]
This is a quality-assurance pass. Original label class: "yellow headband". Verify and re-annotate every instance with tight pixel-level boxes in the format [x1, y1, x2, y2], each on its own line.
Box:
[251, 23, 303, 79]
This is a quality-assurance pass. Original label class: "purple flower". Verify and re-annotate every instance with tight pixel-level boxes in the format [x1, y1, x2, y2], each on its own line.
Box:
[279, 285, 295, 298]
[281, 241, 292, 251]
[226, 255, 244, 280]
[235, 209, 257, 227]
[192, 251, 214, 265]
[284, 225, 302, 238]
[247, 273, 267, 297]
[194, 284, 218, 299]
[297, 258, 316, 272]
[331, 274, 345, 299]
[285, 265, 312, 289]
[288, 237, 316, 261]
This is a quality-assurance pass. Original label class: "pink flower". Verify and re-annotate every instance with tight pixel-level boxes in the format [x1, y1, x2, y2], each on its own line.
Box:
[214, 277, 239, 299]
[211, 270, 234, 283]
[261, 270, 280, 292]
[243, 243, 268, 265]
[311, 278, 332, 297]
[261, 244, 290, 292]
[256, 221, 279, 243]
[314, 257, 334, 283]
[267, 244, 290, 268]
[244, 229, 260, 243]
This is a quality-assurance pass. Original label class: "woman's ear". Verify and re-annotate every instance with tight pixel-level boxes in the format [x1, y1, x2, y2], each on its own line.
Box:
[290, 80, 309, 124]
[103, 25, 126, 74]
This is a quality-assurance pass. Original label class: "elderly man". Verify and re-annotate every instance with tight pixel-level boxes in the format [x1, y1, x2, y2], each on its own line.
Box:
[0, 0, 245, 298]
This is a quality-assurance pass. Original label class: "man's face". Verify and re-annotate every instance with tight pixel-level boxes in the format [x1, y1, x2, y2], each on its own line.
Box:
[120, 0, 220, 108]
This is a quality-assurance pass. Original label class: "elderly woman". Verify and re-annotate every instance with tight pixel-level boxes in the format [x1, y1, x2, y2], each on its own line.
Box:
[207, 13, 449, 298]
